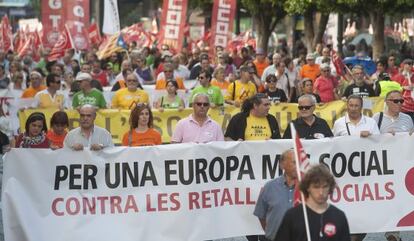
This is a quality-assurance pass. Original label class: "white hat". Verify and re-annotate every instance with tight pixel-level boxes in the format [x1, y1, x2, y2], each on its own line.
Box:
[75, 72, 92, 81]
[320, 63, 330, 70]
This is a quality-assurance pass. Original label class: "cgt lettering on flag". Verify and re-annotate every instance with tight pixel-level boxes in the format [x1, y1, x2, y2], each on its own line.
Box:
[214, 0, 232, 47]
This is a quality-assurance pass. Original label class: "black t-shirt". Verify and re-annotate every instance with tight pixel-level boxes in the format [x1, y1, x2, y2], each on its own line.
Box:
[343, 83, 375, 98]
[266, 88, 287, 103]
[0, 76, 10, 89]
[283, 116, 333, 139]
[275, 205, 351, 241]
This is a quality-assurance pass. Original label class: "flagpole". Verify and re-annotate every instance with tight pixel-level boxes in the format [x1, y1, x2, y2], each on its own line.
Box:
[290, 123, 312, 241]
[64, 24, 76, 51]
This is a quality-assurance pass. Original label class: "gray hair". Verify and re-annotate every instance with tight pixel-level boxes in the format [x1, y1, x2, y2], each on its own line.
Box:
[192, 93, 210, 103]
[298, 94, 317, 105]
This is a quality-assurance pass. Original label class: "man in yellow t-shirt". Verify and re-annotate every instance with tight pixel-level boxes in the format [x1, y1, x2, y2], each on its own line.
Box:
[112, 73, 149, 109]
[224, 93, 281, 141]
[225, 66, 257, 107]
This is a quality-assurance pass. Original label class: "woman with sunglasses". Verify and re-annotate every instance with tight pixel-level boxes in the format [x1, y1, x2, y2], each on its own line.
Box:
[122, 104, 161, 146]
[154, 80, 185, 112]
[265, 75, 287, 103]
[15, 112, 49, 148]
[313, 63, 339, 103]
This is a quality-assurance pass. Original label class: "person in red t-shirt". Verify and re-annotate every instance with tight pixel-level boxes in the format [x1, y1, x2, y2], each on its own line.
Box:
[47, 111, 69, 150]
[91, 60, 109, 86]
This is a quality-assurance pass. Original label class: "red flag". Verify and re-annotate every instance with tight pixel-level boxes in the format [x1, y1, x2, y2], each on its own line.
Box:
[291, 124, 310, 206]
[88, 23, 102, 46]
[1, 15, 13, 51]
[48, 25, 74, 61]
[158, 0, 188, 51]
[17, 36, 34, 58]
[332, 49, 345, 77]
[210, 0, 236, 50]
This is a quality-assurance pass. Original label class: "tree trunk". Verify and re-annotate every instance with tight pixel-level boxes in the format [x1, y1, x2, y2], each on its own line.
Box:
[254, 15, 271, 53]
[313, 13, 330, 48]
[303, 10, 315, 53]
[337, 14, 344, 56]
[369, 11, 385, 60]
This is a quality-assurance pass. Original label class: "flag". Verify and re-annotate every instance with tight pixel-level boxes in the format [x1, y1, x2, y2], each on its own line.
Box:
[17, 36, 34, 58]
[117, 33, 128, 49]
[102, 0, 120, 35]
[1, 15, 13, 52]
[291, 123, 310, 206]
[88, 23, 102, 46]
[48, 25, 74, 61]
[96, 33, 124, 59]
[332, 49, 345, 77]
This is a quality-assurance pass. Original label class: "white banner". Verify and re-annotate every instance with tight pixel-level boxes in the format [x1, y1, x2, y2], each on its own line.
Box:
[102, 0, 120, 35]
[3, 134, 414, 241]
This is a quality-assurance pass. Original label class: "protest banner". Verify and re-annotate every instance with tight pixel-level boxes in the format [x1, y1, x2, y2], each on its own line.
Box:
[18, 97, 385, 144]
[158, 0, 188, 51]
[3, 135, 414, 241]
[210, 0, 237, 49]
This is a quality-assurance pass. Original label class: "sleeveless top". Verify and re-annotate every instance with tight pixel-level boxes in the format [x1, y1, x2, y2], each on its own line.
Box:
[160, 95, 182, 109]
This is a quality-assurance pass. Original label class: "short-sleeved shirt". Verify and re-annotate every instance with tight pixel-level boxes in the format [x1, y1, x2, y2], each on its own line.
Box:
[266, 88, 287, 103]
[33, 89, 67, 108]
[63, 126, 114, 148]
[245, 115, 271, 140]
[122, 128, 162, 146]
[333, 114, 380, 136]
[72, 89, 107, 109]
[155, 77, 186, 90]
[111, 88, 149, 109]
[254, 176, 295, 240]
[299, 64, 320, 81]
[373, 112, 414, 133]
[171, 114, 224, 143]
[190, 85, 224, 106]
[211, 79, 230, 90]
[343, 83, 375, 98]
[225, 80, 257, 103]
[314, 75, 337, 102]
[253, 59, 270, 77]
[47, 130, 67, 148]
[283, 116, 333, 139]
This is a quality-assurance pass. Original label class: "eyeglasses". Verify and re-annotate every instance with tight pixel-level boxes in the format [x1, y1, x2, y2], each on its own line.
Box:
[194, 102, 210, 107]
[387, 99, 404, 104]
[126, 79, 137, 82]
[298, 105, 314, 110]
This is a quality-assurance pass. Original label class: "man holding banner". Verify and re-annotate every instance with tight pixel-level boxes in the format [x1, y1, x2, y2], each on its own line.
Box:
[274, 164, 351, 241]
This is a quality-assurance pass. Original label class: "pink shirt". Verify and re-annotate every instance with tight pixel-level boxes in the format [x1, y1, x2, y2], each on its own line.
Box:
[314, 75, 337, 102]
[171, 114, 224, 143]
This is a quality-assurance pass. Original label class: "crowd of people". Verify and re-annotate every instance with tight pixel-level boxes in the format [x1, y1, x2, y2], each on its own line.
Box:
[0, 40, 414, 241]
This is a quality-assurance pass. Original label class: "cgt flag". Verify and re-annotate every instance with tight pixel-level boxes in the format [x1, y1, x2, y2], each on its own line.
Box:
[332, 49, 345, 77]
[48, 25, 74, 61]
[1, 15, 13, 52]
[88, 23, 102, 46]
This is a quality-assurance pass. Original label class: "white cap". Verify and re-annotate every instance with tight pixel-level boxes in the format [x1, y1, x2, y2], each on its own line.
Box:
[75, 72, 92, 81]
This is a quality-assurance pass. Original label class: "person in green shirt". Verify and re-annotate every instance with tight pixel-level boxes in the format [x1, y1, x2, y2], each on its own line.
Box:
[72, 73, 106, 109]
[189, 69, 224, 107]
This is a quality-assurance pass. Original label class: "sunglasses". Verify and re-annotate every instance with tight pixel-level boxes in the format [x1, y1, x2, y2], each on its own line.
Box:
[387, 99, 404, 104]
[298, 105, 313, 110]
[53, 80, 61, 84]
[198, 76, 206, 79]
[126, 79, 138, 82]
[195, 102, 210, 107]
[266, 79, 277, 83]
[164, 70, 173, 73]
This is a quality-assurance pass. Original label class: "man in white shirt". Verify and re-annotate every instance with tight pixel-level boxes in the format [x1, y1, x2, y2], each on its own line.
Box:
[64, 104, 114, 151]
[333, 95, 380, 137]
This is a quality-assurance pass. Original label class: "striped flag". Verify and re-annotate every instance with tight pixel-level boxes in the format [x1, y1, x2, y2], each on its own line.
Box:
[1, 15, 13, 52]
[96, 33, 124, 60]
[48, 25, 74, 61]
[17, 36, 34, 58]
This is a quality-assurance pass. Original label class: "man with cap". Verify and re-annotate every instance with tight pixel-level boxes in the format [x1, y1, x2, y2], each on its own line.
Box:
[253, 48, 270, 78]
[314, 63, 339, 102]
[21, 71, 46, 98]
[393, 58, 414, 122]
[72, 73, 107, 109]
[225, 66, 257, 107]
[299, 53, 320, 82]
